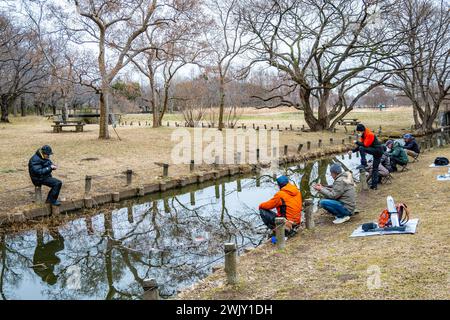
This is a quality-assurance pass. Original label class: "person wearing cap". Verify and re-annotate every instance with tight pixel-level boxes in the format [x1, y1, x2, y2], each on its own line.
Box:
[259, 175, 302, 234]
[385, 139, 408, 172]
[402, 133, 420, 159]
[313, 163, 356, 224]
[349, 123, 384, 190]
[28, 145, 62, 206]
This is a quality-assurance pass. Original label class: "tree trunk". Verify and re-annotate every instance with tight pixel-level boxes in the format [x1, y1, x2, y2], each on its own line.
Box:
[98, 28, 110, 139]
[300, 88, 322, 130]
[20, 96, 26, 117]
[0, 95, 9, 123]
[316, 89, 330, 130]
[160, 83, 170, 127]
[99, 86, 110, 139]
[148, 67, 160, 128]
[412, 105, 420, 129]
[13, 99, 18, 117]
[218, 75, 225, 130]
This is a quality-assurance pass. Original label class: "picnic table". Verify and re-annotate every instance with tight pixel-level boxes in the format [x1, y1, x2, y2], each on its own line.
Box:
[338, 118, 360, 126]
[52, 119, 85, 133]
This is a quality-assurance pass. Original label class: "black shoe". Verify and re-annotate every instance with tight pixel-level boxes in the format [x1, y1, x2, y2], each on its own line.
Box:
[369, 186, 377, 190]
[51, 200, 61, 206]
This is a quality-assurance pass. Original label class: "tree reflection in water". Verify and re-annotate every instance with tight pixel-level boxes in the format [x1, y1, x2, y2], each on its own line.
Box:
[0, 155, 361, 300]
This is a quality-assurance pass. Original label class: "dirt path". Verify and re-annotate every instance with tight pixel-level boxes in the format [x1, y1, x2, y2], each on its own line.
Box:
[178, 147, 450, 300]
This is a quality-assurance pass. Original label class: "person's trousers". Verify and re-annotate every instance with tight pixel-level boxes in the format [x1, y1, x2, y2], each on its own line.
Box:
[359, 146, 383, 188]
[319, 199, 351, 218]
[259, 209, 276, 229]
[406, 150, 419, 158]
[34, 177, 62, 204]
[390, 157, 407, 172]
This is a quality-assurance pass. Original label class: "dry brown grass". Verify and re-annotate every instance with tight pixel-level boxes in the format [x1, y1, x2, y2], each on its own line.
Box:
[0, 107, 414, 218]
[178, 147, 450, 300]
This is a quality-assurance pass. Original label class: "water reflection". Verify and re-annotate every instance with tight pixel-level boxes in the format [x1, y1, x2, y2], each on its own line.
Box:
[0, 154, 362, 300]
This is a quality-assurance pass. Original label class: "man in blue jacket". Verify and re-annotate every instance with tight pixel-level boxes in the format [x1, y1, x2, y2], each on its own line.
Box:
[28, 145, 62, 206]
[402, 133, 420, 160]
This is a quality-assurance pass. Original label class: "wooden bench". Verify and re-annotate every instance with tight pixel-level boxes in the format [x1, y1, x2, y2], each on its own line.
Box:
[338, 118, 360, 126]
[52, 120, 85, 133]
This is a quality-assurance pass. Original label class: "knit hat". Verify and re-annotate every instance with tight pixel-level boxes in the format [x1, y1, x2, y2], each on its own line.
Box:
[403, 133, 413, 139]
[330, 163, 343, 175]
[276, 175, 289, 188]
[356, 124, 365, 132]
[385, 139, 394, 146]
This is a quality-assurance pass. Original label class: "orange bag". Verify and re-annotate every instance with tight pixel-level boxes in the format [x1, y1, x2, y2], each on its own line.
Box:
[378, 209, 390, 228]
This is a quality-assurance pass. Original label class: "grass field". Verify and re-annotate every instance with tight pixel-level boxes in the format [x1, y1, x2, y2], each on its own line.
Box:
[178, 147, 450, 300]
[0, 107, 415, 218]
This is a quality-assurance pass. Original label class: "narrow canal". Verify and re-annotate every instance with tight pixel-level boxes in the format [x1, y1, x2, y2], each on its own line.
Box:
[0, 151, 390, 299]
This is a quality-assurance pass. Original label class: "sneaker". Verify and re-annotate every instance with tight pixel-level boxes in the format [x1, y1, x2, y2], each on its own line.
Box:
[51, 200, 61, 206]
[369, 185, 377, 190]
[333, 216, 351, 224]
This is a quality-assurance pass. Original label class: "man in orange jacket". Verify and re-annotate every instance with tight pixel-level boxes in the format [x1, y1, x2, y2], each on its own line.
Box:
[259, 175, 302, 233]
[349, 123, 384, 190]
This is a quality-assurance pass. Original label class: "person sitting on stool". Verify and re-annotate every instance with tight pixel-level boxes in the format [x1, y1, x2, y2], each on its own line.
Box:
[28, 145, 62, 206]
[385, 140, 408, 172]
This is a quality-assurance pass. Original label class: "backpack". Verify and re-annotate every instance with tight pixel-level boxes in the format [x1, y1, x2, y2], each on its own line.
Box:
[378, 203, 410, 228]
[434, 157, 449, 166]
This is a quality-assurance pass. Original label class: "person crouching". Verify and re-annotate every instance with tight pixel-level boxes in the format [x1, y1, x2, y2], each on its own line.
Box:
[313, 164, 356, 224]
[259, 175, 302, 235]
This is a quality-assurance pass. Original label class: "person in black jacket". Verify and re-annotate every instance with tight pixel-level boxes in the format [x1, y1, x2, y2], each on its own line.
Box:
[28, 145, 62, 206]
[403, 134, 420, 159]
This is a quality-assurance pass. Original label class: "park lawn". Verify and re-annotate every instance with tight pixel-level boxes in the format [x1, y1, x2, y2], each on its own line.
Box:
[0, 107, 414, 218]
[124, 106, 414, 135]
[178, 146, 450, 300]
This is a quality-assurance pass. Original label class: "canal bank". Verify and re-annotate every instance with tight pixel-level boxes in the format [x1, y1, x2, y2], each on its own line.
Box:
[178, 146, 450, 300]
[0, 134, 448, 299]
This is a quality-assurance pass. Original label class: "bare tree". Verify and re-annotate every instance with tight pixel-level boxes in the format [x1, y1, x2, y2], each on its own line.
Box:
[203, 0, 248, 130]
[240, 0, 401, 131]
[384, 0, 450, 133]
[131, 0, 207, 127]
[40, 0, 177, 139]
[0, 13, 48, 122]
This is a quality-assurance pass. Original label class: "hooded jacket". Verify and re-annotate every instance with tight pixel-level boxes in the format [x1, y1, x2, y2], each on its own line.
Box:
[28, 149, 54, 184]
[403, 138, 420, 154]
[389, 141, 409, 164]
[259, 182, 302, 224]
[319, 171, 356, 213]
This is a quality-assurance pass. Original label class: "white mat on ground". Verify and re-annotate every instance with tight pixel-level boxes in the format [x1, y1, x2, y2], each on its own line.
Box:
[429, 163, 450, 167]
[437, 174, 450, 181]
[350, 219, 419, 238]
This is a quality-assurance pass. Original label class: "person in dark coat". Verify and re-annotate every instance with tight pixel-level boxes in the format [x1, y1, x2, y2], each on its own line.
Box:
[28, 145, 62, 206]
[402, 133, 420, 159]
[348, 124, 384, 190]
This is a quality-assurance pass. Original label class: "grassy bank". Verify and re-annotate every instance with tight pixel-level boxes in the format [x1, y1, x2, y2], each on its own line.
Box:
[178, 146, 450, 300]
